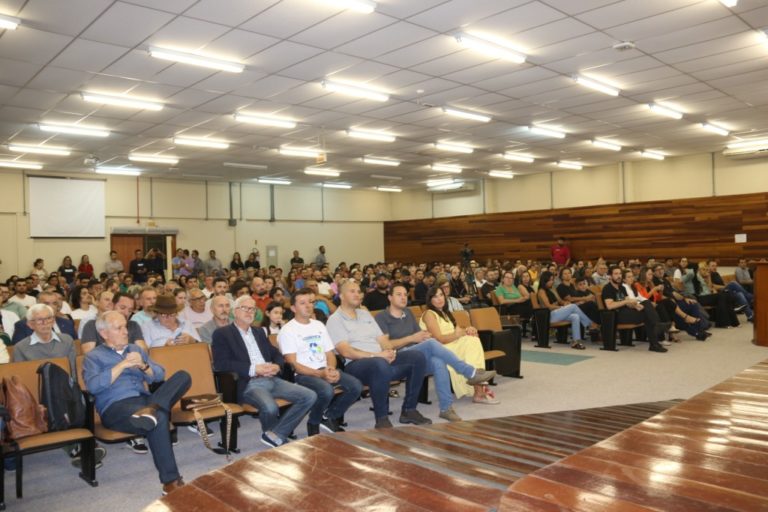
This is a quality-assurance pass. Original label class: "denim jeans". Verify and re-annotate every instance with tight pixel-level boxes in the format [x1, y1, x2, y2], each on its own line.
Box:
[101, 370, 191, 484]
[243, 377, 316, 440]
[550, 304, 593, 340]
[294, 372, 362, 425]
[724, 281, 753, 318]
[403, 339, 474, 412]
[344, 350, 427, 420]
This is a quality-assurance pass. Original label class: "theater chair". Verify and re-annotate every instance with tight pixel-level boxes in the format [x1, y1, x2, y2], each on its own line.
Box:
[529, 293, 570, 349]
[150, 344, 243, 454]
[469, 307, 521, 379]
[592, 286, 645, 351]
[0, 357, 97, 510]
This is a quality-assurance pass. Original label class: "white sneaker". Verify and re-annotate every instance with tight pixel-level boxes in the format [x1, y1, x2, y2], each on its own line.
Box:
[660, 340, 672, 346]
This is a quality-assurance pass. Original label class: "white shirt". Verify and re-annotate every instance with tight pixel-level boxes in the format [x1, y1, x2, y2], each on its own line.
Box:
[278, 319, 334, 370]
[31, 331, 62, 345]
[181, 306, 213, 330]
[1, 310, 19, 339]
[8, 294, 35, 309]
[71, 306, 97, 322]
[236, 325, 266, 377]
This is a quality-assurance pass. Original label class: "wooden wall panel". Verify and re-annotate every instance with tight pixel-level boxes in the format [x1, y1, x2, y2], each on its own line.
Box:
[384, 192, 768, 265]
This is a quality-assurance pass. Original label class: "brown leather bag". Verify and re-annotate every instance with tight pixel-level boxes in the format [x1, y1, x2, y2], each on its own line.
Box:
[4, 376, 48, 439]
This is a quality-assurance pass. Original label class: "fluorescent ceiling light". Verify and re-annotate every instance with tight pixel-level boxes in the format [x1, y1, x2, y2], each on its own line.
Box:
[39, 122, 109, 138]
[0, 160, 42, 170]
[529, 125, 566, 139]
[370, 174, 402, 180]
[8, 144, 71, 156]
[279, 146, 322, 158]
[173, 137, 228, 149]
[431, 163, 463, 174]
[129, 153, 179, 165]
[590, 139, 622, 151]
[81, 92, 163, 111]
[556, 161, 583, 170]
[223, 162, 267, 170]
[347, 129, 396, 142]
[258, 178, 291, 185]
[148, 46, 243, 73]
[435, 141, 473, 153]
[234, 113, 296, 129]
[322, 80, 389, 102]
[726, 138, 768, 150]
[719, 0, 737, 7]
[0, 14, 20, 30]
[305, 168, 340, 177]
[427, 178, 455, 187]
[455, 33, 526, 63]
[442, 107, 491, 123]
[640, 151, 665, 160]
[95, 166, 141, 176]
[377, 186, 402, 192]
[317, 0, 376, 13]
[699, 123, 729, 136]
[503, 152, 534, 163]
[323, 183, 352, 189]
[362, 157, 400, 166]
[428, 181, 464, 192]
[489, 170, 514, 179]
[574, 75, 620, 96]
[648, 103, 683, 120]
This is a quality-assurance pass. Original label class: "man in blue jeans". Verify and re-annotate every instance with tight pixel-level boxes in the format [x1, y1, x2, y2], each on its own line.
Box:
[212, 296, 316, 448]
[278, 288, 362, 436]
[375, 284, 496, 422]
[327, 280, 431, 429]
[84, 311, 191, 496]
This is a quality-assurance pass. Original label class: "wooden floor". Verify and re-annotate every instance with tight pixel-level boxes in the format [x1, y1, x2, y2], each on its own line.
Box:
[146, 400, 677, 511]
[500, 360, 768, 511]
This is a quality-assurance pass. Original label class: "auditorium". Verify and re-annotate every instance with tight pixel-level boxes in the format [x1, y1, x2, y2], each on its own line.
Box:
[0, 0, 767, 510]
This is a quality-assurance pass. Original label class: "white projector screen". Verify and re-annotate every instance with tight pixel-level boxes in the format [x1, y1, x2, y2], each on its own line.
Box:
[29, 177, 106, 238]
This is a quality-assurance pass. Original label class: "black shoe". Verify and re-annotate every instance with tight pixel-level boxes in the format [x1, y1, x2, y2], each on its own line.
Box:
[398, 409, 432, 425]
[171, 430, 179, 446]
[126, 438, 149, 454]
[71, 446, 106, 469]
[319, 417, 343, 433]
[649, 344, 668, 353]
[374, 417, 393, 429]
[695, 332, 708, 341]
[307, 423, 320, 437]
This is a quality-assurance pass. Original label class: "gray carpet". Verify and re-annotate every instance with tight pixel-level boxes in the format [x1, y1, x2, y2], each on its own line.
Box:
[6, 323, 767, 511]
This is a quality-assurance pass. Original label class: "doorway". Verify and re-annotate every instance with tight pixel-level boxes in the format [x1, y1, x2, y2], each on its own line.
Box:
[110, 234, 176, 279]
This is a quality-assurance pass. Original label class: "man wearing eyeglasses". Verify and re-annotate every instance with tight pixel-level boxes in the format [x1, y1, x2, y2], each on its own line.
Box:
[13, 303, 77, 372]
[182, 288, 212, 330]
[212, 296, 316, 448]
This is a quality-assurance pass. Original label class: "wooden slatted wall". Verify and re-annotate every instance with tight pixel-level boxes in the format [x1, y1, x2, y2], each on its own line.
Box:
[383, 192, 768, 265]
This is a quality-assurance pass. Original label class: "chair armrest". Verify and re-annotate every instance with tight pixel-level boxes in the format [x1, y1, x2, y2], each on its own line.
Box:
[214, 371, 239, 404]
[83, 391, 96, 432]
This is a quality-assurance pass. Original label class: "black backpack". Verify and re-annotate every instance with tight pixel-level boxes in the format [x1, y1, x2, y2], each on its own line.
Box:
[37, 362, 86, 431]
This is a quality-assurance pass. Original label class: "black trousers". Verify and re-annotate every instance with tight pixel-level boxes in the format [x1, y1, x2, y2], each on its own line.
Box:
[578, 301, 600, 325]
[615, 302, 662, 344]
[698, 293, 739, 327]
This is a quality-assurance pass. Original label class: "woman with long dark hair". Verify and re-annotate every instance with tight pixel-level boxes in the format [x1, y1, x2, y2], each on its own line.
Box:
[420, 286, 499, 405]
[537, 271, 598, 350]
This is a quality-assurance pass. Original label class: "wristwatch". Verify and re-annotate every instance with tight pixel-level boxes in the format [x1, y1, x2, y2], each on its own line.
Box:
[140, 362, 150, 372]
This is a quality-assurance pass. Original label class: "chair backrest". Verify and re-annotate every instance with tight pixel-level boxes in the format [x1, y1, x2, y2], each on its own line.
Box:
[370, 309, 383, 318]
[73, 319, 80, 335]
[489, 291, 501, 307]
[73, 339, 82, 355]
[75, 355, 86, 390]
[150, 344, 216, 407]
[6, 345, 13, 360]
[529, 290, 542, 309]
[469, 307, 503, 332]
[0, 357, 70, 403]
[268, 333, 279, 349]
[452, 309, 471, 329]
[590, 285, 606, 310]
[407, 305, 423, 323]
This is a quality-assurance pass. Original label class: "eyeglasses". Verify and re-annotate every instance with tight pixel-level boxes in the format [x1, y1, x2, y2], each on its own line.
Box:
[237, 306, 257, 313]
[31, 316, 54, 324]
[189, 296, 205, 301]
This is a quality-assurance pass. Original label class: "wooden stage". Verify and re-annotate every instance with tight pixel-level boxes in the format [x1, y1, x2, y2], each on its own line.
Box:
[146, 400, 678, 511]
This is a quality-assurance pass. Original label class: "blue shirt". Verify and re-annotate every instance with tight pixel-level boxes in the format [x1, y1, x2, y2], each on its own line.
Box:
[83, 343, 165, 416]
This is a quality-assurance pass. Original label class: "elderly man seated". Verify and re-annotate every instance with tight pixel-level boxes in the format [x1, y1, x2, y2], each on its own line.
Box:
[12, 290, 77, 343]
[198, 295, 231, 344]
[84, 311, 191, 495]
[141, 295, 200, 348]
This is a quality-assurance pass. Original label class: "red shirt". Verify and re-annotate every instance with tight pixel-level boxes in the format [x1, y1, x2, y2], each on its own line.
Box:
[550, 244, 570, 265]
[252, 293, 271, 314]
[78, 263, 94, 277]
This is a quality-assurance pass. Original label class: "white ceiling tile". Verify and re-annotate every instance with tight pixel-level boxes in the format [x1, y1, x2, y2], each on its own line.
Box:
[605, 2, 730, 42]
[49, 39, 128, 73]
[19, 0, 112, 36]
[406, 0, 529, 33]
[203, 29, 280, 62]
[192, 70, 267, 95]
[148, 16, 232, 51]
[245, 41, 324, 73]
[654, 32, 762, 65]
[0, 57, 44, 87]
[376, 34, 456, 67]
[469, 2, 566, 39]
[26, 67, 92, 92]
[517, 18, 595, 50]
[195, 95, 254, 115]
[291, 11, 395, 50]
[539, 0, 624, 15]
[335, 22, 436, 59]
[239, 0, 338, 39]
[738, 4, 768, 26]
[576, 0, 702, 29]
[233, 75, 306, 99]
[4, 88, 67, 110]
[689, 57, 766, 81]
[0, 84, 20, 103]
[537, 32, 621, 68]
[637, 16, 747, 53]
[124, 0, 198, 14]
[183, 0, 279, 27]
[152, 65, 219, 88]
[278, 51, 363, 81]
[166, 88, 222, 109]
[82, 3, 176, 48]
[101, 49, 171, 80]
[0, 27, 72, 65]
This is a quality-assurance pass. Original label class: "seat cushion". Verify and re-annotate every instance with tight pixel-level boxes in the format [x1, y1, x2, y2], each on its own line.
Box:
[10, 428, 92, 451]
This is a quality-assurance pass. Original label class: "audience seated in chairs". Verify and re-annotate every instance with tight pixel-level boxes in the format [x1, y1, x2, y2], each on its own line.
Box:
[537, 271, 598, 350]
[327, 280, 432, 429]
[420, 286, 499, 405]
[495, 270, 532, 317]
[693, 263, 740, 328]
[12, 291, 78, 343]
[708, 260, 753, 322]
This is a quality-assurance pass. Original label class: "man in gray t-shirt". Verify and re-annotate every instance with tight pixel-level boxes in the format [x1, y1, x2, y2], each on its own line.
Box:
[326, 280, 431, 429]
[81, 292, 148, 354]
[374, 284, 495, 422]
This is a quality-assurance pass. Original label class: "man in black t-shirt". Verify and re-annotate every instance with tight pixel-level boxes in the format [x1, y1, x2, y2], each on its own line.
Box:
[559, 274, 600, 325]
[413, 272, 434, 305]
[363, 273, 391, 312]
[602, 267, 668, 352]
[129, 249, 148, 283]
[290, 250, 304, 269]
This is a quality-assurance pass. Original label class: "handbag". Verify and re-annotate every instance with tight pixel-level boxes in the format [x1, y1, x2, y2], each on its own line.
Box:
[4, 376, 48, 439]
[180, 393, 231, 459]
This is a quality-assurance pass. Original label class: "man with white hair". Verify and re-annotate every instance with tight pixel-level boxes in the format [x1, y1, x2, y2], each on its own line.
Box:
[13, 303, 76, 370]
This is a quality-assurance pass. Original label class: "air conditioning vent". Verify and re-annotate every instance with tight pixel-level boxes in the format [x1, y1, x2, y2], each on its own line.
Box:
[722, 148, 768, 160]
